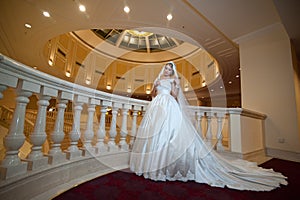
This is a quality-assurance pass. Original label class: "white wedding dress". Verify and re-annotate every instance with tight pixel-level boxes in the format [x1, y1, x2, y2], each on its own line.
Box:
[129, 79, 287, 191]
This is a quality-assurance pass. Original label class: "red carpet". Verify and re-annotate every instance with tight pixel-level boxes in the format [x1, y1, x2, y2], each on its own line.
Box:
[53, 158, 299, 200]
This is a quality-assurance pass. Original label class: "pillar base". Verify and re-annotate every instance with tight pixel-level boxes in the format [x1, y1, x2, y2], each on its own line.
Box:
[24, 156, 49, 171]
[65, 150, 82, 160]
[47, 152, 67, 165]
[95, 144, 109, 154]
[0, 162, 28, 180]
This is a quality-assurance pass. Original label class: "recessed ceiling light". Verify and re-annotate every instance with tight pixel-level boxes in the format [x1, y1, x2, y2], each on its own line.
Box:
[220, 86, 223, 89]
[228, 81, 232, 84]
[167, 14, 173, 21]
[85, 78, 91, 85]
[48, 59, 53, 66]
[43, 11, 50, 17]
[124, 6, 130, 13]
[79, 4, 86, 12]
[210, 89, 214, 92]
[65, 71, 71, 77]
[236, 75, 240, 78]
[24, 23, 32, 29]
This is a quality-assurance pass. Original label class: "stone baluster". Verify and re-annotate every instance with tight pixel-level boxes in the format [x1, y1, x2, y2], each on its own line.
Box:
[204, 112, 213, 147]
[26, 95, 50, 170]
[196, 111, 205, 139]
[67, 95, 87, 159]
[216, 112, 225, 151]
[96, 101, 111, 153]
[119, 104, 130, 151]
[108, 103, 120, 152]
[129, 106, 140, 148]
[48, 91, 72, 164]
[0, 80, 39, 179]
[83, 98, 100, 156]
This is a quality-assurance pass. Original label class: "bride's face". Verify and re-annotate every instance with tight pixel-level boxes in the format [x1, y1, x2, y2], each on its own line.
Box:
[163, 64, 174, 77]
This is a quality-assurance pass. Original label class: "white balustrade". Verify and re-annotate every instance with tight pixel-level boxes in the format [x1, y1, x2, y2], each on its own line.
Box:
[26, 94, 51, 170]
[196, 111, 205, 138]
[119, 104, 130, 151]
[67, 96, 85, 159]
[83, 98, 100, 155]
[129, 105, 142, 147]
[108, 103, 120, 151]
[0, 81, 34, 179]
[48, 91, 72, 164]
[96, 101, 110, 153]
[0, 55, 267, 199]
[216, 112, 226, 151]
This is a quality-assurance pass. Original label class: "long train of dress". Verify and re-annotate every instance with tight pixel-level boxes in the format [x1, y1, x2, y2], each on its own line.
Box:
[129, 79, 287, 191]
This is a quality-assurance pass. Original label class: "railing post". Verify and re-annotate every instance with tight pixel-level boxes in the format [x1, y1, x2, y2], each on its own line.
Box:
[0, 80, 39, 179]
[228, 109, 243, 153]
[26, 94, 50, 170]
[129, 105, 141, 148]
[108, 102, 121, 152]
[196, 110, 205, 138]
[119, 104, 130, 151]
[67, 95, 87, 159]
[216, 112, 225, 151]
[96, 101, 111, 153]
[83, 98, 100, 156]
[48, 91, 72, 164]
[204, 112, 213, 147]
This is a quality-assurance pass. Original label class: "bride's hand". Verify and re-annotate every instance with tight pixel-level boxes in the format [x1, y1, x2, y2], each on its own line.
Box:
[174, 78, 180, 86]
[154, 80, 160, 87]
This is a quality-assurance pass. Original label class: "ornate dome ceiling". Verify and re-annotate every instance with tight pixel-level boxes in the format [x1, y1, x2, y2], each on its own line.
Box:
[91, 29, 183, 53]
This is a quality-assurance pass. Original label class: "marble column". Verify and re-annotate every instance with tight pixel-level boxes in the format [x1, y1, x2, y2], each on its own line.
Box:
[48, 97, 68, 165]
[26, 94, 50, 170]
[96, 105, 108, 153]
[0, 89, 32, 179]
[119, 105, 130, 151]
[108, 105, 119, 152]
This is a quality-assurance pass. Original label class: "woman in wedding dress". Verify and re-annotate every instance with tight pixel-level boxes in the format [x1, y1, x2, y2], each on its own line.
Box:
[129, 62, 287, 191]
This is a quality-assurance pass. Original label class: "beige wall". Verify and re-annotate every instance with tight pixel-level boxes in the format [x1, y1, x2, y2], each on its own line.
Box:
[238, 23, 300, 153]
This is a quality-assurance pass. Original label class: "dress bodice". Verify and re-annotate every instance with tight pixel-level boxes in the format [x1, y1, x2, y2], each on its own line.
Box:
[156, 79, 173, 94]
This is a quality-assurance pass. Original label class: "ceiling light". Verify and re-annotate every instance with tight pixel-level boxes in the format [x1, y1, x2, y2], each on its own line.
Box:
[85, 78, 91, 85]
[43, 11, 50, 17]
[106, 85, 111, 90]
[65, 71, 71, 77]
[124, 6, 130, 13]
[236, 75, 240, 78]
[167, 14, 173, 21]
[79, 4, 86, 12]
[228, 81, 232, 84]
[220, 86, 223, 89]
[48, 59, 53, 66]
[146, 89, 151, 94]
[24, 23, 31, 29]
[210, 89, 214, 92]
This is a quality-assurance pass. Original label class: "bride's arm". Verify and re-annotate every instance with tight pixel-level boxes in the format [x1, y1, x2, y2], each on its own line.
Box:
[171, 79, 180, 98]
[151, 80, 160, 98]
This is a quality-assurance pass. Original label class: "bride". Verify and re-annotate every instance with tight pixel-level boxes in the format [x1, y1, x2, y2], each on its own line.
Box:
[129, 62, 287, 191]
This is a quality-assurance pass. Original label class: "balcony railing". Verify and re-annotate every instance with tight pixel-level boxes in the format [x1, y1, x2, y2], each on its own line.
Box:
[0, 54, 267, 200]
